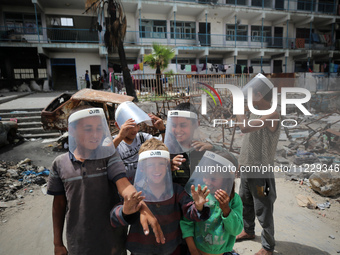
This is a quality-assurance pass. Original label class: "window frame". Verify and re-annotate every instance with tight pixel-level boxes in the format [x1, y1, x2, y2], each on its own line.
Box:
[140, 19, 167, 39]
[170, 21, 196, 40]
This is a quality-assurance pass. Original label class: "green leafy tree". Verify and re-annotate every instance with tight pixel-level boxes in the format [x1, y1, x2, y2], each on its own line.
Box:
[144, 43, 175, 95]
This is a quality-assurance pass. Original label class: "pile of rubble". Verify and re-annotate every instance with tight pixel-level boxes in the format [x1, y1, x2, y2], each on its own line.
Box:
[277, 111, 340, 198]
[0, 158, 49, 212]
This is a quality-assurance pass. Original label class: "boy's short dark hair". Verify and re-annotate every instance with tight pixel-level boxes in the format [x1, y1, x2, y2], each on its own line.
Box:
[68, 104, 93, 128]
[139, 138, 169, 154]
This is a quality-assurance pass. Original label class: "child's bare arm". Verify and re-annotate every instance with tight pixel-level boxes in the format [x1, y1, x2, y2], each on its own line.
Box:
[191, 184, 210, 211]
[185, 237, 202, 255]
[116, 177, 165, 244]
[52, 195, 68, 255]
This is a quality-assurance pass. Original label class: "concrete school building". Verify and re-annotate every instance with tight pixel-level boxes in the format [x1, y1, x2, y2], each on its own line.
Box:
[0, 0, 339, 91]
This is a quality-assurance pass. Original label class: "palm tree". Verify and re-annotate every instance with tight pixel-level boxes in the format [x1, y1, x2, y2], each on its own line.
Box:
[144, 43, 175, 95]
[85, 0, 137, 101]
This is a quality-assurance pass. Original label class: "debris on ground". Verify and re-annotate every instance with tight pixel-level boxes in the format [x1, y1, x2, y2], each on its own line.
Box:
[0, 159, 50, 212]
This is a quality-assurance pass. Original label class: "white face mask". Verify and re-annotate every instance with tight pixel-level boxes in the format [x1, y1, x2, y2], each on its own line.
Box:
[68, 108, 115, 160]
[164, 110, 199, 154]
[185, 151, 235, 201]
[134, 150, 173, 202]
[115, 101, 152, 128]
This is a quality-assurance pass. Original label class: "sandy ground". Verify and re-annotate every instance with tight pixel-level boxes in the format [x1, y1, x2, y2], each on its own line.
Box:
[0, 134, 340, 254]
[0, 172, 339, 255]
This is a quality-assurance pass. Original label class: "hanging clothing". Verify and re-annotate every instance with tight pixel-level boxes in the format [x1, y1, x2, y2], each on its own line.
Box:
[235, 65, 242, 74]
[185, 65, 192, 72]
[139, 63, 143, 71]
[191, 65, 197, 72]
[249, 66, 254, 73]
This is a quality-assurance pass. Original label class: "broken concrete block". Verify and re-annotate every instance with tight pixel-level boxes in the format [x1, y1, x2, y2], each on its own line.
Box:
[309, 171, 340, 197]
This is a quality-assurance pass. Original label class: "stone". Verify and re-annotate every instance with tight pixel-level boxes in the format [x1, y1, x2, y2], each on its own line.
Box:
[37, 166, 45, 173]
[17, 158, 31, 166]
[6, 169, 18, 178]
[309, 171, 340, 197]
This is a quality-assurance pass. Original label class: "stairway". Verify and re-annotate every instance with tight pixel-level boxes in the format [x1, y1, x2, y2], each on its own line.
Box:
[0, 108, 61, 139]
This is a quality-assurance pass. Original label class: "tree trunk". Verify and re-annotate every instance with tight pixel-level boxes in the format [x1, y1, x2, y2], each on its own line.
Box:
[118, 40, 138, 102]
[156, 65, 163, 95]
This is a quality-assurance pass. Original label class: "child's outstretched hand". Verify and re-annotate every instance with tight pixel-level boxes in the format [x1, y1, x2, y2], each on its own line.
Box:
[123, 191, 145, 215]
[171, 154, 186, 171]
[215, 189, 231, 217]
[191, 184, 210, 212]
[148, 113, 165, 132]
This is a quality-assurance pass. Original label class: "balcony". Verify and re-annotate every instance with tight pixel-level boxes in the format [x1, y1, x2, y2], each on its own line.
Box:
[155, 0, 338, 15]
[0, 26, 336, 52]
[0, 26, 100, 44]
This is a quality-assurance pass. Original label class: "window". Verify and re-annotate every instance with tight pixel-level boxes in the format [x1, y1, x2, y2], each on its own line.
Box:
[5, 13, 41, 34]
[250, 59, 271, 66]
[170, 21, 195, 39]
[38, 69, 47, 79]
[225, 0, 246, 5]
[296, 28, 313, 43]
[297, 0, 315, 11]
[14, 69, 34, 79]
[226, 24, 248, 41]
[318, 0, 334, 14]
[251, 26, 272, 42]
[252, 0, 271, 8]
[61, 18, 73, 27]
[49, 17, 74, 27]
[171, 58, 196, 64]
[140, 20, 167, 39]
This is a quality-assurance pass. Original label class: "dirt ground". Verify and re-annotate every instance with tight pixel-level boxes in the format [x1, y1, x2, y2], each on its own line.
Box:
[0, 142, 340, 255]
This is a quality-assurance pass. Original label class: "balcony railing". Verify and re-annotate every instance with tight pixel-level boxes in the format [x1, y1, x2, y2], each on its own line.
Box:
[160, 0, 337, 14]
[0, 27, 336, 51]
[0, 26, 100, 43]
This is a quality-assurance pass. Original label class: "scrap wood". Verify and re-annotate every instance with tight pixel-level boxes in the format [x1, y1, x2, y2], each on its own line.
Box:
[299, 116, 340, 146]
[296, 194, 317, 209]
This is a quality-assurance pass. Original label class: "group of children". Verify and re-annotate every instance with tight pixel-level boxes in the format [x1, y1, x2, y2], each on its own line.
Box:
[48, 101, 243, 255]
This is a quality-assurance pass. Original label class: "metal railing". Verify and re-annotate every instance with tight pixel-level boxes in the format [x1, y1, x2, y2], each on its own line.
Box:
[169, 0, 337, 14]
[0, 27, 335, 51]
[111, 73, 252, 100]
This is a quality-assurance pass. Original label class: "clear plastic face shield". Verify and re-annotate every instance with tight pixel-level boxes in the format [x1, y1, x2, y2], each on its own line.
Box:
[115, 101, 152, 128]
[185, 151, 235, 202]
[164, 110, 199, 154]
[242, 73, 274, 102]
[68, 108, 115, 160]
[134, 150, 173, 202]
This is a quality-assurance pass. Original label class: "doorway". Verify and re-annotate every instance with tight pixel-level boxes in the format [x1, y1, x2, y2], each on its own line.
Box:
[90, 65, 101, 89]
[199, 22, 211, 46]
[273, 60, 283, 73]
[51, 59, 77, 91]
[274, 27, 283, 48]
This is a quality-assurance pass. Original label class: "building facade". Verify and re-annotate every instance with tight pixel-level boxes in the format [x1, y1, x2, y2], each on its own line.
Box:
[0, 0, 339, 90]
